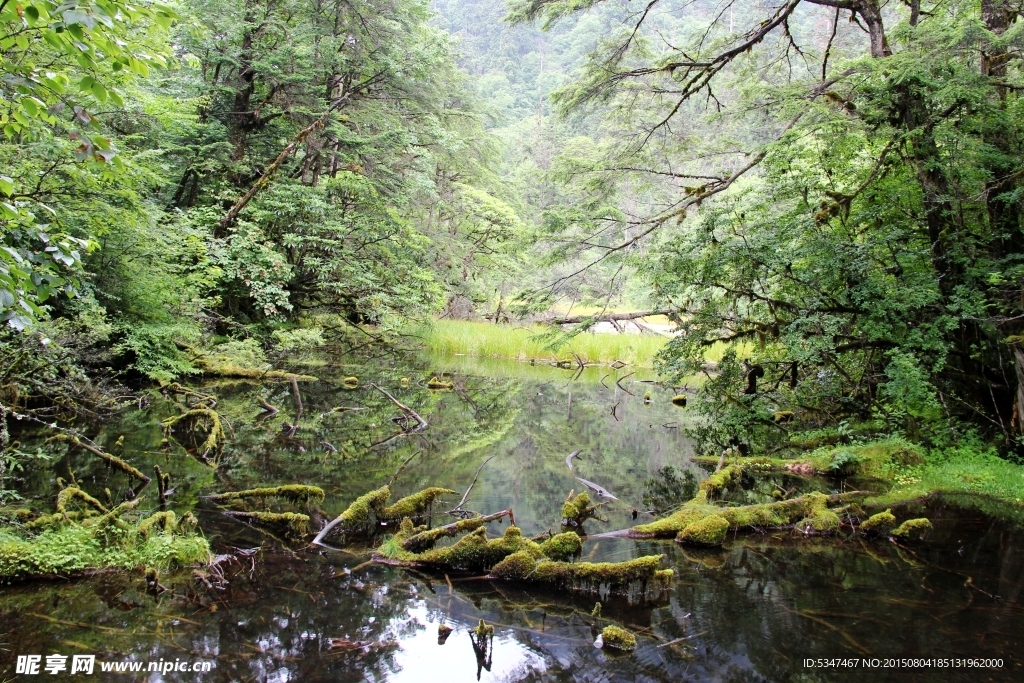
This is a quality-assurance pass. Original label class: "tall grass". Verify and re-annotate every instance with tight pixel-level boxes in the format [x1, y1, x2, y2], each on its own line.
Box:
[411, 320, 667, 366]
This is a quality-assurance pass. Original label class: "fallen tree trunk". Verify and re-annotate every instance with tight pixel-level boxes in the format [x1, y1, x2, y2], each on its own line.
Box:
[541, 310, 677, 325]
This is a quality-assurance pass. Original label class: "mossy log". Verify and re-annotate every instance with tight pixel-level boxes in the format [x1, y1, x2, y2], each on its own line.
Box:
[561, 491, 605, 528]
[427, 376, 454, 390]
[630, 491, 866, 539]
[860, 509, 896, 535]
[381, 487, 455, 521]
[600, 625, 637, 651]
[56, 486, 109, 515]
[400, 510, 513, 553]
[490, 551, 673, 598]
[892, 518, 932, 539]
[699, 464, 743, 498]
[161, 407, 227, 459]
[380, 524, 545, 572]
[312, 486, 391, 545]
[538, 531, 584, 561]
[138, 511, 178, 537]
[225, 511, 310, 537]
[48, 435, 151, 491]
[205, 485, 326, 507]
[677, 514, 729, 546]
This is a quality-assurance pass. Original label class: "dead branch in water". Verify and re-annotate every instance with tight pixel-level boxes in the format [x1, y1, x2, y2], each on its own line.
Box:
[542, 309, 676, 325]
[615, 371, 636, 395]
[257, 397, 279, 414]
[447, 454, 498, 516]
[388, 450, 422, 487]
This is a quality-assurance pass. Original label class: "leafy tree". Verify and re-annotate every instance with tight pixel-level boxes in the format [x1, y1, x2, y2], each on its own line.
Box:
[510, 0, 1024, 451]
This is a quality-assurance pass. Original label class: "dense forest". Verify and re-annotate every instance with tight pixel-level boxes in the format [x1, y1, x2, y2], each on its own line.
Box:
[4, 0, 1024, 456]
[2, 2, 1024, 677]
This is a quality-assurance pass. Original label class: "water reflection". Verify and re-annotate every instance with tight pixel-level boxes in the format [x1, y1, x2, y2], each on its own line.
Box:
[1, 356, 1022, 681]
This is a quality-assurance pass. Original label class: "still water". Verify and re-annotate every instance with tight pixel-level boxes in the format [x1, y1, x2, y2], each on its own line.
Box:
[1, 354, 1022, 682]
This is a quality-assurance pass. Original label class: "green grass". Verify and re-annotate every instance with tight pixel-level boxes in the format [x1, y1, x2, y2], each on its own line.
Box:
[408, 320, 741, 368]
[410, 320, 666, 366]
[0, 525, 209, 581]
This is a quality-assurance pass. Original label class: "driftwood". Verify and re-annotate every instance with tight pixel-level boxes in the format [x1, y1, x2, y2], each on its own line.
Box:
[564, 450, 583, 472]
[577, 475, 614, 501]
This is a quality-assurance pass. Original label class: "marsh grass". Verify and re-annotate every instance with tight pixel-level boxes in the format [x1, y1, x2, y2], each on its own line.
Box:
[409, 320, 737, 368]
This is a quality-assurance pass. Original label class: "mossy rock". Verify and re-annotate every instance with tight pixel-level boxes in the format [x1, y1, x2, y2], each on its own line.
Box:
[342, 376, 359, 389]
[677, 514, 729, 546]
[600, 625, 637, 652]
[427, 376, 453, 390]
[892, 517, 932, 539]
[671, 394, 687, 406]
[860, 509, 896, 535]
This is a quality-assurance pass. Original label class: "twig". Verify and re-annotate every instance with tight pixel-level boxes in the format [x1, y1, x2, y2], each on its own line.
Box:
[600, 374, 610, 388]
[370, 384, 427, 432]
[387, 450, 422, 488]
[447, 454, 497, 514]
[615, 371, 636, 395]
[657, 631, 709, 648]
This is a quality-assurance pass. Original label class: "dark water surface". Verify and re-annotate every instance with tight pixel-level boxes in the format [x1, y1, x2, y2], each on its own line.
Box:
[2, 355, 1023, 682]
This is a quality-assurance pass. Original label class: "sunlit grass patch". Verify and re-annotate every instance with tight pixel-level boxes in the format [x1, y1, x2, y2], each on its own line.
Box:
[410, 320, 668, 367]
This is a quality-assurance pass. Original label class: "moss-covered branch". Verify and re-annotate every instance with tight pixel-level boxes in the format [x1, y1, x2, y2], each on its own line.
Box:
[205, 485, 325, 507]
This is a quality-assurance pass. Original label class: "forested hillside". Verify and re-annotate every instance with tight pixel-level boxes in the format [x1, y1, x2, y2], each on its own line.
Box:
[4, 0, 1024, 461]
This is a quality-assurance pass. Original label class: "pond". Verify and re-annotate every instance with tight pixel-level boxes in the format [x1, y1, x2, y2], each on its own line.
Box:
[1, 353, 1022, 682]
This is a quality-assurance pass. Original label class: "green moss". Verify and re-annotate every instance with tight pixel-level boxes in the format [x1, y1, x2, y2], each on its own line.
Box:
[471, 619, 494, 638]
[0, 518, 209, 581]
[601, 625, 637, 651]
[381, 487, 455, 521]
[416, 525, 543, 571]
[137, 511, 177, 538]
[561, 491, 604, 527]
[335, 485, 391, 533]
[401, 516, 488, 553]
[699, 464, 742, 497]
[56, 487, 108, 515]
[226, 511, 309, 537]
[427, 376, 454, 389]
[629, 501, 716, 538]
[718, 500, 796, 527]
[538, 531, 583, 560]
[892, 518, 932, 539]
[860, 509, 896, 535]
[671, 394, 687, 406]
[490, 552, 672, 597]
[205, 485, 326, 506]
[342, 376, 359, 389]
[677, 514, 729, 546]
[161, 407, 227, 456]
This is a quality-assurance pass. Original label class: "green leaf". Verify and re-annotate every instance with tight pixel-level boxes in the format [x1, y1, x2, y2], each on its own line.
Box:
[0, 176, 13, 197]
[91, 82, 107, 103]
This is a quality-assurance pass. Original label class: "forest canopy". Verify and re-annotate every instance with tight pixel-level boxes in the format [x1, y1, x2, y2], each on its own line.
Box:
[2, 0, 1024, 457]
